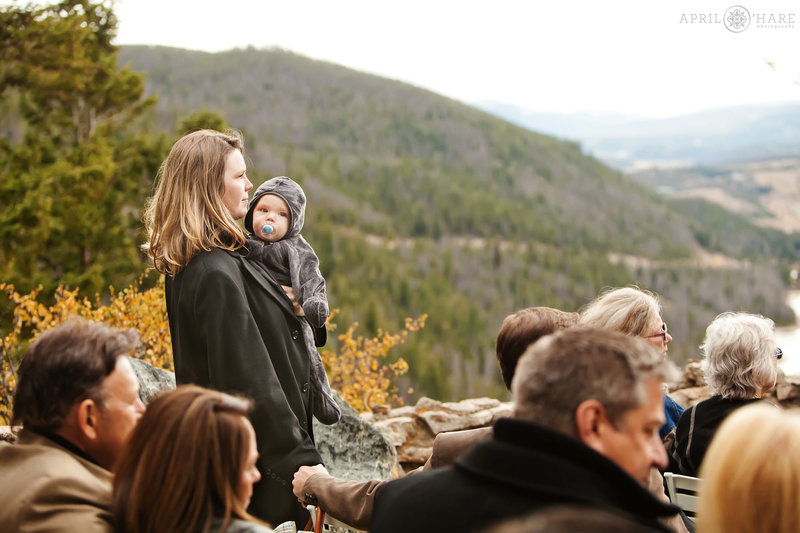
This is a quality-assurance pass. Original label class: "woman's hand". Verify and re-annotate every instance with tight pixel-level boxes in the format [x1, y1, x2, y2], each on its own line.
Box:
[281, 285, 305, 316]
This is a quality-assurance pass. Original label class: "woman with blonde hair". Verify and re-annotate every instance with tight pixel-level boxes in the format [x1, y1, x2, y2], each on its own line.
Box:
[697, 403, 796, 533]
[113, 385, 272, 533]
[579, 286, 683, 437]
[668, 311, 778, 477]
[144, 130, 325, 526]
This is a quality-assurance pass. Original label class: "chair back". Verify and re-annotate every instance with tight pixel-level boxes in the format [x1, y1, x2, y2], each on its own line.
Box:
[664, 472, 702, 522]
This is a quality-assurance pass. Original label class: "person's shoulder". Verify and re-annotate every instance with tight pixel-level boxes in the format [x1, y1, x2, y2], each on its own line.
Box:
[430, 426, 493, 468]
[1, 432, 111, 484]
[212, 517, 273, 533]
[179, 249, 247, 282]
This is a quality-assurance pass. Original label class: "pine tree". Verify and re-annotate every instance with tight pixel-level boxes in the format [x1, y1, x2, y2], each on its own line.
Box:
[0, 1, 159, 296]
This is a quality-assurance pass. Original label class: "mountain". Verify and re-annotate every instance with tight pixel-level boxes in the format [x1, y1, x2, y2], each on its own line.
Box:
[475, 100, 800, 170]
[118, 45, 798, 400]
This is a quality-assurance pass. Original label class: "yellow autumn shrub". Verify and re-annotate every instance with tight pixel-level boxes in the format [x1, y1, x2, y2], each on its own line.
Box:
[322, 310, 426, 412]
[0, 279, 423, 423]
[0, 278, 172, 424]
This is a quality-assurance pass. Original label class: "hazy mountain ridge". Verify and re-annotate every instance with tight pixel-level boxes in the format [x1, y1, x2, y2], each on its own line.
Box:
[476, 100, 800, 169]
[117, 45, 797, 399]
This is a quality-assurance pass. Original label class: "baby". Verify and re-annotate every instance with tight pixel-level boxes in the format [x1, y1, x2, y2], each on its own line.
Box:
[244, 176, 341, 424]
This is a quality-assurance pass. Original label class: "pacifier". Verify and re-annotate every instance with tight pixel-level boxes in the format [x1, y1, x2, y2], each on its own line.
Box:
[261, 224, 274, 235]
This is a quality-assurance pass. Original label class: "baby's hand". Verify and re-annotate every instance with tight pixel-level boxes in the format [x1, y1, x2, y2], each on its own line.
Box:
[281, 285, 305, 316]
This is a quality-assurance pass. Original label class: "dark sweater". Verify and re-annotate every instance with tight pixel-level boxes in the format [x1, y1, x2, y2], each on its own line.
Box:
[668, 395, 763, 477]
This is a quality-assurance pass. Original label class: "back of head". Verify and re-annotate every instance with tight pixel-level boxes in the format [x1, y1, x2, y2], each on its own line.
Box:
[144, 129, 246, 276]
[12, 318, 140, 432]
[495, 307, 579, 389]
[512, 328, 672, 436]
[113, 385, 256, 533]
[698, 404, 800, 533]
[579, 287, 661, 338]
[702, 311, 777, 399]
[484, 506, 651, 533]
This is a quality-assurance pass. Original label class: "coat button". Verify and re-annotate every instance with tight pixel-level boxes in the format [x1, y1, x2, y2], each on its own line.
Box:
[292, 330, 300, 340]
[302, 382, 309, 393]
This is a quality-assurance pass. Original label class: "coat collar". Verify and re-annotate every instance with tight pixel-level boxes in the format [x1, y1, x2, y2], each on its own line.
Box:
[18, 428, 110, 474]
[229, 248, 297, 317]
[457, 418, 678, 520]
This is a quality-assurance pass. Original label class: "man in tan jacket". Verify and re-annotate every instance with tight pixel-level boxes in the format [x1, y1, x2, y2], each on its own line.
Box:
[292, 307, 579, 529]
[0, 319, 145, 532]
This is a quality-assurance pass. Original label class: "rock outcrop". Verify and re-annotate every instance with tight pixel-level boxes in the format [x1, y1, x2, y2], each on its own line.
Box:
[362, 396, 512, 470]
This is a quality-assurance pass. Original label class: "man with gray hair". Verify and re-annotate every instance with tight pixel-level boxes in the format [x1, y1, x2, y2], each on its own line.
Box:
[370, 328, 679, 533]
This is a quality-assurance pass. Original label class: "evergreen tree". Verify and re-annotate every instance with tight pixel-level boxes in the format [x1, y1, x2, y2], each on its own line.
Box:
[0, 1, 158, 296]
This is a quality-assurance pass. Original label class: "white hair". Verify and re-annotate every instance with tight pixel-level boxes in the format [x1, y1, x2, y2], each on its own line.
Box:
[702, 312, 777, 399]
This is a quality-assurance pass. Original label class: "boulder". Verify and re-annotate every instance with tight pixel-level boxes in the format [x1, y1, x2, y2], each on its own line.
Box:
[0, 426, 17, 444]
[128, 357, 176, 404]
[313, 391, 401, 481]
[669, 385, 709, 408]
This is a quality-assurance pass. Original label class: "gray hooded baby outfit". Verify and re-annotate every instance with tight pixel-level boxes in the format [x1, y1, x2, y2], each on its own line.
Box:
[245, 176, 341, 425]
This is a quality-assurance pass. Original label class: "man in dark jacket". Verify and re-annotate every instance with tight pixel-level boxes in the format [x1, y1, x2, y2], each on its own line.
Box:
[292, 307, 579, 529]
[370, 328, 679, 533]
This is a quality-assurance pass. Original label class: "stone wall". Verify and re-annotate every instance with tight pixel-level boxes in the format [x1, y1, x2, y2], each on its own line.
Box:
[361, 397, 512, 472]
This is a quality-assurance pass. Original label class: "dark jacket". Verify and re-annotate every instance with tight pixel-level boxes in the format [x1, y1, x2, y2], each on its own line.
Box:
[668, 395, 763, 477]
[243, 176, 339, 425]
[166, 247, 323, 527]
[303, 426, 493, 529]
[370, 418, 677, 533]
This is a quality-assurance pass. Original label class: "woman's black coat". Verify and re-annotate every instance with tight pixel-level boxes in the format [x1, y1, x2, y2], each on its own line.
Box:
[166, 247, 323, 527]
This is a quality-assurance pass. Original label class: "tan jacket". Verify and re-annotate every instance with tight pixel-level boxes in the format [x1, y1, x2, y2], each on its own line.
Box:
[0, 429, 114, 532]
[304, 426, 493, 529]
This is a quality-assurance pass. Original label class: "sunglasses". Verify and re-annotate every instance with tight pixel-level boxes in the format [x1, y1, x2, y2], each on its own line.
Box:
[776, 347, 783, 360]
[646, 323, 668, 342]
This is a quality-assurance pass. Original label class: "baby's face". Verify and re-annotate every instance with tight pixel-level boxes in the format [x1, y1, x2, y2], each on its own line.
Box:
[252, 193, 290, 242]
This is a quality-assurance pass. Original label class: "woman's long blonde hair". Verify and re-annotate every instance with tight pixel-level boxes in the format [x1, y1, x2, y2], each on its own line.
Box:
[698, 404, 800, 533]
[112, 385, 267, 533]
[144, 129, 246, 276]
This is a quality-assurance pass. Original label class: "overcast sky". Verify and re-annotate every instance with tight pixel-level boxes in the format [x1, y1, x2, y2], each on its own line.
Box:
[112, 1, 800, 119]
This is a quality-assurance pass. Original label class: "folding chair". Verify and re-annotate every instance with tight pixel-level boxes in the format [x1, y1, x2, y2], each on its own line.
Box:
[664, 472, 702, 523]
[305, 504, 368, 533]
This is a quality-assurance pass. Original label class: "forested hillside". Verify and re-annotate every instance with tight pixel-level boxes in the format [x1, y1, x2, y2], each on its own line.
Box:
[112, 45, 800, 400]
[3, 13, 795, 403]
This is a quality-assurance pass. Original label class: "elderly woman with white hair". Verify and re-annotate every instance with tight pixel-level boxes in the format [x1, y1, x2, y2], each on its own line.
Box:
[667, 311, 780, 477]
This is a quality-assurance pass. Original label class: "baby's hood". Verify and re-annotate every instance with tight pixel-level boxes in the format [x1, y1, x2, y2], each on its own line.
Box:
[244, 176, 306, 238]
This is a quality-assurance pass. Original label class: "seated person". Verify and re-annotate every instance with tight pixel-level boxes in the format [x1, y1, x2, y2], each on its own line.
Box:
[0, 319, 145, 532]
[668, 312, 779, 477]
[483, 505, 655, 533]
[579, 286, 684, 438]
[113, 385, 276, 532]
[697, 404, 797, 533]
[370, 328, 680, 533]
[292, 306, 579, 529]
